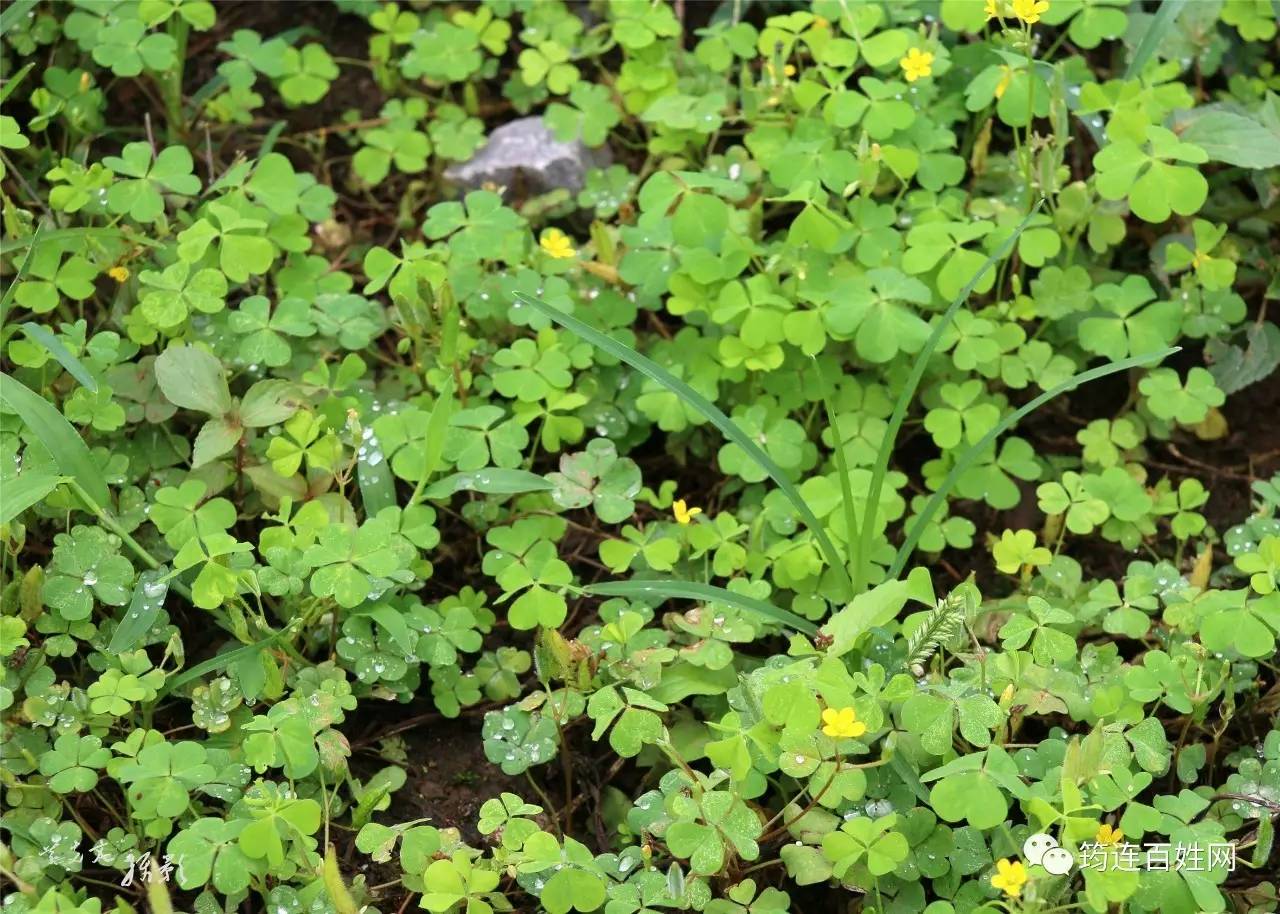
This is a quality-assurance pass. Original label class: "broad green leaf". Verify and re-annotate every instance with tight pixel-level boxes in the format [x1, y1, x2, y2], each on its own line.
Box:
[155, 344, 232, 416]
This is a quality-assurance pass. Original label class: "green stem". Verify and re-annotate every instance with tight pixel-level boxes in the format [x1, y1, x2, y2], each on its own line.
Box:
[1024, 28, 1037, 210]
[523, 771, 562, 838]
[65, 478, 194, 604]
[162, 15, 190, 142]
[815, 357, 862, 590]
[0, 863, 34, 895]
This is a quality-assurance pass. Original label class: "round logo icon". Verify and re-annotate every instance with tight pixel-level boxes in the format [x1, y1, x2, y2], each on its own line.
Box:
[1042, 846, 1075, 876]
[1022, 833, 1059, 866]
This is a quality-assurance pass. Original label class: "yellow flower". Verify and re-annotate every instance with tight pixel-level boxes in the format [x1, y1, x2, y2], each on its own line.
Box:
[107, 266, 130, 283]
[992, 858, 1028, 898]
[820, 706, 867, 739]
[1095, 823, 1123, 846]
[985, 0, 1001, 19]
[994, 65, 1014, 99]
[765, 60, 796, 80]
[899, 48, 935, 83]
[1012, 0, 1050, 24]
[813, 16, 829, 29]
[672, 499, 702, 525]
[539, 228, 576, 260]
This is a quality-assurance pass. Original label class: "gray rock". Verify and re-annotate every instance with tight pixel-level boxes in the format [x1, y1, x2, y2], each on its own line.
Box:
[443, 116, 609, 197]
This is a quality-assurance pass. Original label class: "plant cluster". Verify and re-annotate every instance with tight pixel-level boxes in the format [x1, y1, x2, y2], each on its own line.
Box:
[1, 2, 1279, 914]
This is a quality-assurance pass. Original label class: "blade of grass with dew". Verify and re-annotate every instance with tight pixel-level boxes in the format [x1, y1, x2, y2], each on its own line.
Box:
[813, 356, 860, 578]
[423, 468, 553, 499]
[585, 578, 818, 636]
[0, 372, 111, 507]
[0, 2, 36, 37]
[514, 291, 851, 594]
[856, 203, 1044, 595]
[888, 347, 1177, 579]
[107, 569, 170, 653]
[156, 623, 296, 699]
[406, 379, 456, 507]
[1125, 0, 1188, 81]
[20, 322, 98, 392]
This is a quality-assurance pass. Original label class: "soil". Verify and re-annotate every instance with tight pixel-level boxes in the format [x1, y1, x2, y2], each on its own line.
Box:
[366, 715, 515, 845]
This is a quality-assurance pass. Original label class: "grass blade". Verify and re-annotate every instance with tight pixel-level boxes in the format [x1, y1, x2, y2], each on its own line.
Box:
[857, 204, 1043, 593]
[107, 568, 170, 653]
[0, 223, 43, 329]
[421, 379, 455, 480]
[0, 472, 65, 524]
[356, 431, 396, 515]
[0, 1, 36, 37]
[0, 62, 33, 104]
[515, 291, 851, 593]
[1125, 0, 1188, 80]
[20, 322, 99, 392]
[813, 356, 860, 575]
[888, 347, 1177, 578]
[585, 578, 818, 636]
[0, 372, 110, 508]
[156, 624, 294, 699]
[0, 227, 158, 259]
[423, 468, 553, 499]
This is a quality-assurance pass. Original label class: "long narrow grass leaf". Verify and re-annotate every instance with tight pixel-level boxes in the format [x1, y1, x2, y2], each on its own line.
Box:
[0, 372, 110, 507]
[423, 468, 553, 499]
[813, 357, 859, 580]
[0, 1, 36, 36]
[107, 569, 170, 653]
[20, 322, 99, 392]
[356, 431, 396, 515]
[858, 204, 1043, 592]
[515, 291, 850, 592]
[0, 223, 43, 328]
[156, 625, 293, 699]
[1125, 0, 1188, 80]
[889, 347, 1177, 578]
[0, 472, 65, 524]
[0, 227, 158, 258]
[0, 61, 33, 103]
[585, 578, 818, 636]
[421, 379, 455, 480]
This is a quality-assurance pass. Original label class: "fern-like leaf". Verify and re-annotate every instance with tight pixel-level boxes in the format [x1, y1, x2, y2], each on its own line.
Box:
[905, 581, 979, 675]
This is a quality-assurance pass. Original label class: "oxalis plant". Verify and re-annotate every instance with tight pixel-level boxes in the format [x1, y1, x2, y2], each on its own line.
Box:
[516, 212, 1173, 630]
[3, 2, 1280, 914]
